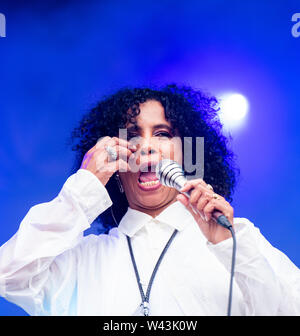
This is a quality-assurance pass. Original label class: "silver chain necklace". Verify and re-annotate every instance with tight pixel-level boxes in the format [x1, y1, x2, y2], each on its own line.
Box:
[126, 229, 178, 316]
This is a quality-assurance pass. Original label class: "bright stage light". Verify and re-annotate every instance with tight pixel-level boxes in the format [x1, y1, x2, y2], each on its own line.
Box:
[218, 93, 249, 131]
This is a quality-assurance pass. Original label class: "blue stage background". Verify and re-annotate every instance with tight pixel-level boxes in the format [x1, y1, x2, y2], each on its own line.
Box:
[0, 0, 299, 315]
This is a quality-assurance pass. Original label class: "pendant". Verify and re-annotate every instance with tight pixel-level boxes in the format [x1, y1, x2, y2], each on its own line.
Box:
[132, 302, 150, 316]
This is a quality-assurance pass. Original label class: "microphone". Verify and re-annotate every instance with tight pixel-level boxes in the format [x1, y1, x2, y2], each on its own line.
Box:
[156, 159, 236, 316]
[155, 159, 232, 229]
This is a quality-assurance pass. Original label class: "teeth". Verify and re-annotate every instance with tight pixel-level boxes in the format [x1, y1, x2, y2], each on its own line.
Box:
[139, 180, 159, 186]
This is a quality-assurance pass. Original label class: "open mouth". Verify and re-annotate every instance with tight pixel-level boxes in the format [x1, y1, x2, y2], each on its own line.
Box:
[137, 161, 162, 191]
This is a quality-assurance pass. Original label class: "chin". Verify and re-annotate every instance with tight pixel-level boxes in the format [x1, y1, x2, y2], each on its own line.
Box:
[134, 190, 175, 209]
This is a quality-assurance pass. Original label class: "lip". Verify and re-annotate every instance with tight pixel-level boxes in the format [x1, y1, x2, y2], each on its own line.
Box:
[137, 179, 162, 191]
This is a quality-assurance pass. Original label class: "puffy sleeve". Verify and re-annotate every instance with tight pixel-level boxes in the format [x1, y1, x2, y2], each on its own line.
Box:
[207, 218, 300, 315]
[0, 169, 112, 315]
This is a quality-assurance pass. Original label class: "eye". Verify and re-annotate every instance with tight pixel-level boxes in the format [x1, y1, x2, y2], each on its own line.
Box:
[154, 131, 172, 138]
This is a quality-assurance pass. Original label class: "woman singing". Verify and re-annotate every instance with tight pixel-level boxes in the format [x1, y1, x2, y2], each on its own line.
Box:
[0, 84, 299, 315]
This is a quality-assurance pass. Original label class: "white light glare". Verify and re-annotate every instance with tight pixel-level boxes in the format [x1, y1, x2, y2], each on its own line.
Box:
[218, 93, 249, 131]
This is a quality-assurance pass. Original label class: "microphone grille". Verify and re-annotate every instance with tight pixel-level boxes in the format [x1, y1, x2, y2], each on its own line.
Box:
[155, 159, 186, 189]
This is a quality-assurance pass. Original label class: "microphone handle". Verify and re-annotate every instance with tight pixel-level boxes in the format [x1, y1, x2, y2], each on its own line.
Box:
[181, 189, 232, 229]
[159, 162, 232, 229]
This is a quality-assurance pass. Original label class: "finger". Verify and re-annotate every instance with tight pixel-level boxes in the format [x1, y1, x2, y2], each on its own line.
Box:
[180, 182, 195, 193]
[116, 145, 136, 160]
[180, 183, 211, 202]
[93, 147, 126, 167]
[111, 136, 137, 151]
[97, 137, 117, 151]
[93, 141, 135, 165]
[84, 143, 104, 157]
[180, 178, 207, 192]
[196, 194, 211, 213]
[95, 136, 112, 150]
[177, 194, 200, 217]
[176, 193, 189, 207]
[100, 144, 134, 163]
[188, 186, 203, 206]
[202, 196, 229, 222]
[87, 136, 137, 157]
[202, 201, 217, 222]
[97, 158, 130, 174]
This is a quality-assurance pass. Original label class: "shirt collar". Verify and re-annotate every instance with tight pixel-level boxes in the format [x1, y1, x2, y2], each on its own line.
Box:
[118, 201, 192, 237]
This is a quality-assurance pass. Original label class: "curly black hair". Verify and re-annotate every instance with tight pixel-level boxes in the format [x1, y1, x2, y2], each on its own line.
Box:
[69, 84, 239, 233]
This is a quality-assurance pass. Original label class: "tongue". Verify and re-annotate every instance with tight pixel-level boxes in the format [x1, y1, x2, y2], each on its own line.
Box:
[139, 172, 158, 182]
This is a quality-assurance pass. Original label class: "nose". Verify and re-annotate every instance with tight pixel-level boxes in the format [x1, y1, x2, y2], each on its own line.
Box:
[135, 135, 165, 164]
[140, 146, 156, 156]
[137, 134, 157, 156]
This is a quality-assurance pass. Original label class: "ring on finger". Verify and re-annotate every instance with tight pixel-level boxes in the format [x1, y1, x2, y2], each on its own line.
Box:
[105, 145, 118, 161]
[212, 193, 220, 200]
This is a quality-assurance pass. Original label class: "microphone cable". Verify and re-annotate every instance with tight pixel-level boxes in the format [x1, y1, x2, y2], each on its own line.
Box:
[226, 225, 236, 316]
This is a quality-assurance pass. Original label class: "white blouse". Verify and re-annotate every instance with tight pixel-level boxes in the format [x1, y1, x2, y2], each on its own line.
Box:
[0, 169, 299, 316]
